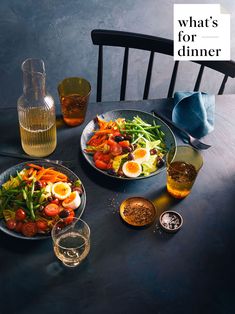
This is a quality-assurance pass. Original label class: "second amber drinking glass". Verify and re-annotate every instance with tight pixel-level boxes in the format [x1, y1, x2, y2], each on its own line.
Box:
[58, 77, 91, 127]
[166, 145, 203, 199]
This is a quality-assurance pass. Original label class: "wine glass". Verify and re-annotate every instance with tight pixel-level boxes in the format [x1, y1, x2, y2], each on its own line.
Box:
[51, 217, 90, 267]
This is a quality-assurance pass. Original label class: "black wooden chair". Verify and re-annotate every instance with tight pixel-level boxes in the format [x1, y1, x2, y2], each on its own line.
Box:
[91, 29, 235, 102]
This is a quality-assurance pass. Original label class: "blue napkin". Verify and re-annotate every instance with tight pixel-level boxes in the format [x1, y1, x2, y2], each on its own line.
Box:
[172, 91, 215, 138]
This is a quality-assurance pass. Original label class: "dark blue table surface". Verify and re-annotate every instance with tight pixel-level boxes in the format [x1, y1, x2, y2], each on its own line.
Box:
[0, 96, 235, 314]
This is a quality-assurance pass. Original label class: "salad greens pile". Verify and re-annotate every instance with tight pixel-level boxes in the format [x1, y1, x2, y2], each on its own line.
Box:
[116, 116, 166, 176]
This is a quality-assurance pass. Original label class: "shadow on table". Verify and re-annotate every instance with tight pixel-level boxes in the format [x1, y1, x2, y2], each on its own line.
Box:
[46, 256, 90, 279]
[0, 231, 47, 253]
[146, 187, 186, 241]
[147, 186, 183, 217]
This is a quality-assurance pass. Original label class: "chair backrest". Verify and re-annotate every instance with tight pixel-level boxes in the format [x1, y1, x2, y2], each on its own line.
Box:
[91, 29, 235, 102]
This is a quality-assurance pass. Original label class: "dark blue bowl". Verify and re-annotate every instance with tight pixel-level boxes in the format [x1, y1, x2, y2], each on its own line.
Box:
[0, 160, 86, 240]
[81, 109, 176, 180]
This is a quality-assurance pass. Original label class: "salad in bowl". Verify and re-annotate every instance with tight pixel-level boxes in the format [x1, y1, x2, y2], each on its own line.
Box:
[0, 161, 86, 239]
[81, 109, 176, 179]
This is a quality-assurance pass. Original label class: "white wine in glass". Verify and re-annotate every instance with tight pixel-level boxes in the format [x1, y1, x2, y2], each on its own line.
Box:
[52, 218, 90, 267]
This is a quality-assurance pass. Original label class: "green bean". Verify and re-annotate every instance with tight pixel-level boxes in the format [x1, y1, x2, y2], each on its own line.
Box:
[22, 189, 27, 200]
[16, 171, 23, 181]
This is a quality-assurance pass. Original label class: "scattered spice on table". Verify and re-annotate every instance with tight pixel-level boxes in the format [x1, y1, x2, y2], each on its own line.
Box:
[108, 193, 120, 214]
[154, 222, 163, 234]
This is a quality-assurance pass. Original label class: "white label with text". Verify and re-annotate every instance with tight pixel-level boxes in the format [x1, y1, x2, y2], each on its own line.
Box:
[174, 4, 230, 60]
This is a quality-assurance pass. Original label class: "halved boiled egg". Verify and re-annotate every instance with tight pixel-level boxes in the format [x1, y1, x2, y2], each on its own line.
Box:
[133, 148, 150, 163]
[44, 182, 53, 196]
[51, 182, 71, 200]
[122, 161, 142, 178]
[62, 191, 81, 210]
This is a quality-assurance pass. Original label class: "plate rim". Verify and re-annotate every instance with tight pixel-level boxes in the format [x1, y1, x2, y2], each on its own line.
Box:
[80, 108, 176, 180]
[0, 160, 86, 240]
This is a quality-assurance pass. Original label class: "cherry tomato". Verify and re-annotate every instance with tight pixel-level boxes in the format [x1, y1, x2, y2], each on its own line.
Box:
[101, 154, 111, 163]
[118, 140, 130, 148]
[93, 152, 111, 163]
[15, 208, 27, 221]
[64, 210, 75, 224]
[50, 198, 60, 205]
[110, 144, 122, 156]
[6, 219, 16, 230]
[21, 222, 37, 237]
[36, 220, 48, 232]
[95, 159, 108, 170]
[66, 207, 74, 212]
[15, 221, 23, 233]
[93, 151, 104, 161]
[106, 162, 113, 170]
[44, 203, 60, 217]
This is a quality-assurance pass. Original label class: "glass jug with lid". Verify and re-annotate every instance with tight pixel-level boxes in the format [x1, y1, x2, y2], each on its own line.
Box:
[17, 58, 57, 157]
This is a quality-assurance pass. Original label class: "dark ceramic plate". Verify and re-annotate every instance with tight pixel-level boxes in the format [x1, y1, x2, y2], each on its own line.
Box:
[81, 109, 176, 180]
[0, 160, 86, 240]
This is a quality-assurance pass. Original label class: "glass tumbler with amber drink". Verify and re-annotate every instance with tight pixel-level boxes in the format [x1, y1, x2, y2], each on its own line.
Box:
[58, 77, 91, 127]
[166, 145, 203, 199]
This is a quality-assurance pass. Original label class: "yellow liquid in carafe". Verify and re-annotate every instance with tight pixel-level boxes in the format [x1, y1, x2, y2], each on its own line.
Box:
[19, 107, 57, 157]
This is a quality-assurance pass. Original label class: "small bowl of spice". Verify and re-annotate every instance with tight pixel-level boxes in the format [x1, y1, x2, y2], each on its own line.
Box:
[159, 210, 183, 233]
[120, 197, 156, 227]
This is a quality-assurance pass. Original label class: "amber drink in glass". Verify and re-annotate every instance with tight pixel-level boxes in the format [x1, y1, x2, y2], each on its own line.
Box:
[58, 77, 91, 127]
[166, 146, 203, 199]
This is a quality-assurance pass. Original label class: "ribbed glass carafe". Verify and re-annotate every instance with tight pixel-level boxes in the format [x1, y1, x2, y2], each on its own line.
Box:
[17, 58, 57, 157]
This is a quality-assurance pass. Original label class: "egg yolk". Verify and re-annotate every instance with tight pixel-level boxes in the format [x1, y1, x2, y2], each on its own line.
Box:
[63, 191, 76, 204]
[126, 161, 140, 173]
[134, 149, 147, 159]
[54, 183, 70, 196]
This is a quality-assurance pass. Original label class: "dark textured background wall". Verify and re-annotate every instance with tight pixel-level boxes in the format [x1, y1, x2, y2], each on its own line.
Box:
[0, 0, 234, 108]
